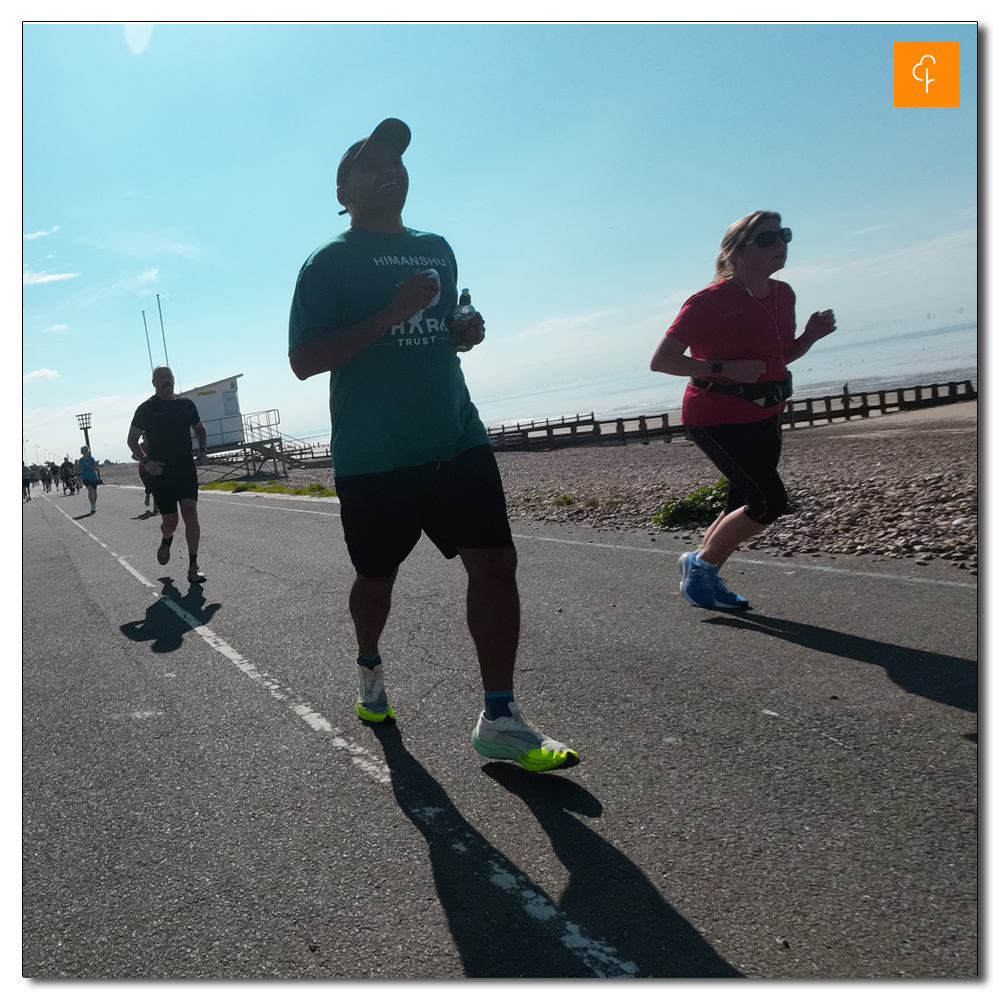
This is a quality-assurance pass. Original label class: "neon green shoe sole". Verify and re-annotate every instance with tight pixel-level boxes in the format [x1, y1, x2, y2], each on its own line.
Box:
[356, 701, 395, 723]
[471, 707, 580, 772]
[471, 736, 580, 772]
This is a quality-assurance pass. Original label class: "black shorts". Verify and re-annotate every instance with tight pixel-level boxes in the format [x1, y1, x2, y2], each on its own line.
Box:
[335, 444, 514, 579]
[148, 465, 199, 517]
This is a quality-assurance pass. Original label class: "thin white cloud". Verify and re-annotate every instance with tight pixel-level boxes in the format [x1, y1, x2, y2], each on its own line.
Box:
[23, 270, 80, 285]
[124, 23, 153, 55]
[23, 226, 60, 241]
[509, 309, 613, 341]
[23, 369, 59, 382]
[44, 324, 69, 332]
[71, 267, 160, 306]
[87, 231, 203, 261]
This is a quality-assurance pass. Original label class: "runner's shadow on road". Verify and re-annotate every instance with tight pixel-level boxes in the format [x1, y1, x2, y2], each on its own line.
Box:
[705, 612, 977, 713]
[119, 579, 220, 654]
[71, 512, 95, 520]
[482, 763, 743, 978]
[367, 724, 740, 978]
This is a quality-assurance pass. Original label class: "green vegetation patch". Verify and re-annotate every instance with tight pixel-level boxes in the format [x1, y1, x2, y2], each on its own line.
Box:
[200, 480, 337, 497]
[653, 478, 729, 528]
[552, 493, 577, 506]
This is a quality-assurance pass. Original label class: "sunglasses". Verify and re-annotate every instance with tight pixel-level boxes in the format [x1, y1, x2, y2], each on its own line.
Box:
[741, 227, 792, 249]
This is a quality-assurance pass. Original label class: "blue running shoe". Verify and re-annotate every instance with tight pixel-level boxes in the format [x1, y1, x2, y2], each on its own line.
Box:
[714, 574, 749, 610]
[678, 550, 720, 608]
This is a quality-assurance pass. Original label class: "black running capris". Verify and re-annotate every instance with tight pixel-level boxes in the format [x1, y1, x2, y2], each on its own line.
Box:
[685, 414, 788, 525]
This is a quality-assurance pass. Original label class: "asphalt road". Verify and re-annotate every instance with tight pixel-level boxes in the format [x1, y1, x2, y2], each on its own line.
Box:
[22, 483, 978, 979]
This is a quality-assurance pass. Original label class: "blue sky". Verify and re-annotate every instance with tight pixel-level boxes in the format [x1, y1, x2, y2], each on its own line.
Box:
[21, 20, 978, 463]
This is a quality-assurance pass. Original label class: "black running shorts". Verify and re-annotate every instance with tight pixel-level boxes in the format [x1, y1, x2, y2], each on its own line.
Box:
[148, 465, 199, 517]
[335, 444, 515, 579]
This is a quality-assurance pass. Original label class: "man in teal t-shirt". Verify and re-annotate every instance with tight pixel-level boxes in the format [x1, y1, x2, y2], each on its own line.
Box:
[287, 118, 578, 773]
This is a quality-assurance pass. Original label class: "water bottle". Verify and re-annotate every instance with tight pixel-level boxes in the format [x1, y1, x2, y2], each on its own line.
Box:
[452, 288, 476, 353]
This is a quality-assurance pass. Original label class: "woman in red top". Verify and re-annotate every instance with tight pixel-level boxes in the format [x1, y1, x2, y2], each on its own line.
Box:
[650, 210, 836, 610]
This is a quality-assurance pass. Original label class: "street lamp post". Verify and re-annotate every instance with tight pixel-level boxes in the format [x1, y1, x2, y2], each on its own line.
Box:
[76, 412, 92, 451]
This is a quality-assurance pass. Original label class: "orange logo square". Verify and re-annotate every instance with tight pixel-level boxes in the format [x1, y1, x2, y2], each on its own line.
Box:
[894, 41, 960, 107]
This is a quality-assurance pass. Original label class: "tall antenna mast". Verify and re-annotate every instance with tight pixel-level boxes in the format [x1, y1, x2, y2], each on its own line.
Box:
[141, 310, 154, 372]
[156, 293, 176, 389]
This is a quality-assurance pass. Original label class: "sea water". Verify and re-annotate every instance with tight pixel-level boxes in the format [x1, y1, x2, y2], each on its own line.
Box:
[475, 323, 978, 428]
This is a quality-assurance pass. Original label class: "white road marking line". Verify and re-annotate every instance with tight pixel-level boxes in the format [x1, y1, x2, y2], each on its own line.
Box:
[406, 802, 639, 977]
[43, 497, 387, 783]
[200, 490, 340, 504]
[486, 862, 637, 977]
[199, 495, 341, 516]
[108, 483, 340, 507]
[511, 533, 977, 590]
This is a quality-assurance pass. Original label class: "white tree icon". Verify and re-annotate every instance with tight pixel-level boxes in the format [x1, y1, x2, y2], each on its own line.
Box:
[912, 54, 936, 94]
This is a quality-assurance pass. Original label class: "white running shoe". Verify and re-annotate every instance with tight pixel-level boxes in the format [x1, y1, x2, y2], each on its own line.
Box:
[356, 662, 394, 723]
[471, 701, 579, 772]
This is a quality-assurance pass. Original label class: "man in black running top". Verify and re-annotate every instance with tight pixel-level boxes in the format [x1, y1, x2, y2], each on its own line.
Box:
[127, 366, 209, 584]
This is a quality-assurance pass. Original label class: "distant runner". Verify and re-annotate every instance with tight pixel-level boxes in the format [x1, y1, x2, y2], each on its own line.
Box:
[77, 445, 100, 514]
[137, 440, 159, 515]
[127, 366, 209, 584]
[59, 458, 76, 495]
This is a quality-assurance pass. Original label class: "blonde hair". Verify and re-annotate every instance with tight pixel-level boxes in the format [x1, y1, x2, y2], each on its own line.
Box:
[714, 210, 782, 281]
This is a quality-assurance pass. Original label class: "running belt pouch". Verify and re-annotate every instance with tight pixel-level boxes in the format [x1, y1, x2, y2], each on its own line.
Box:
[691, 374, 792, 407]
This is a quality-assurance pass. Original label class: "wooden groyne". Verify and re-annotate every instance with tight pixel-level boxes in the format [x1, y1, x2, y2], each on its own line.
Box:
[486, 379, 977, 452]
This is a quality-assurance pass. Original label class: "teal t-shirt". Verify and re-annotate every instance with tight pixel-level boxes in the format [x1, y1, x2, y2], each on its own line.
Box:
[78, 455, 100, 483]
[288, 227, 490, 477]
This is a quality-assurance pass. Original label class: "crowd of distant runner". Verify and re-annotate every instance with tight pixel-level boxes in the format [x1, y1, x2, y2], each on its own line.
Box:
[22, 454, 92, 501]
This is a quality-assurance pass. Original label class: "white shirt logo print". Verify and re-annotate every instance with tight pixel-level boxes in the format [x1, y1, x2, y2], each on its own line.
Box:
[383, 268, 447, 348]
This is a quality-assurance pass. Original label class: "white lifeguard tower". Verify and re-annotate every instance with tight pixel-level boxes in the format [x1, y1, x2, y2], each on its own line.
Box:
[180, 374, 287, 479]
[181, 374, 245, 448]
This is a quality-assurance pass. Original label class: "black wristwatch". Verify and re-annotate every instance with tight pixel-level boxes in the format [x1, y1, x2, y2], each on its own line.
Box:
[710, 362, 724, 374]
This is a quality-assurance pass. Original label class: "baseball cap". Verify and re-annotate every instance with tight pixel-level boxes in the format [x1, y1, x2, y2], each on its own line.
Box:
[336, 118, 411, 188]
